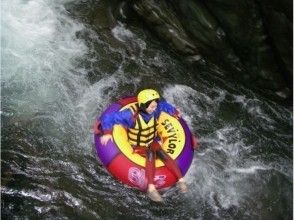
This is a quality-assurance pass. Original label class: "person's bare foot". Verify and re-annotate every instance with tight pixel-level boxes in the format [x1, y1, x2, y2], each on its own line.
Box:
[147, 184, 163, 202]
[177, 179, 188, 193]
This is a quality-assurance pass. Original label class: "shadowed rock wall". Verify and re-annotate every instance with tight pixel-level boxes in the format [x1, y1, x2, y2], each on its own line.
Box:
[74, 0, 292, 102]
[130, 0, 292, 101]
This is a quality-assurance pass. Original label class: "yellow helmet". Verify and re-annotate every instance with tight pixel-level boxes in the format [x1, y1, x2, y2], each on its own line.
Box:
[137, 89, 160, 106]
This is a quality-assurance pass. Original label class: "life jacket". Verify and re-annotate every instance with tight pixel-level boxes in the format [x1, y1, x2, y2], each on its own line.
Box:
[127, 104, 158, 147]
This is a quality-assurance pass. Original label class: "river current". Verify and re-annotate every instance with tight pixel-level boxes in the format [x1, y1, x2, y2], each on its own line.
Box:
[1, 0, 292, 219]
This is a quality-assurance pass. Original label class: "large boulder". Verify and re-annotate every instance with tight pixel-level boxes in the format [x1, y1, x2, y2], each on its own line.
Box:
[128, 0, 292, 101]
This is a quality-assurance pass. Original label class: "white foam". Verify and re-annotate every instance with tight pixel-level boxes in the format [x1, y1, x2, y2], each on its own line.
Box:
[2, 187, 53, 202]
[111, 22, 146, 59]
[2, 0, 88, 114]
[162, 84, 215, 125]
[226, 166, 268, 174]
[233, 95, 275, 124]
[111, 22, 135, 42]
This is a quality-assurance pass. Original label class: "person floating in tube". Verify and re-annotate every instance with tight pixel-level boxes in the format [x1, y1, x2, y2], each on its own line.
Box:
[100, 89, 188, 202]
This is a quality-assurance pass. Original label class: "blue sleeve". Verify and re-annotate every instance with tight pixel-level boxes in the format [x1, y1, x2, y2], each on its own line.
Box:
[100, 109, 134, 132]
[156, 99, 177, 116]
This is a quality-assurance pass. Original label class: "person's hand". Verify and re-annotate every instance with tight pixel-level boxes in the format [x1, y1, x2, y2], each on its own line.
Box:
[176, 108, 182, 118]
[101, 134, 113, 145]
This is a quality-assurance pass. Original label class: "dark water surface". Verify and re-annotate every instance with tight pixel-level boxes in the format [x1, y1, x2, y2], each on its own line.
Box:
[1, 0, 292, 219]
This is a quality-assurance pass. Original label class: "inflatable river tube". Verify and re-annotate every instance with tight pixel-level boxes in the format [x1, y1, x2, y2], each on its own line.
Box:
[93, 96, 197, 191]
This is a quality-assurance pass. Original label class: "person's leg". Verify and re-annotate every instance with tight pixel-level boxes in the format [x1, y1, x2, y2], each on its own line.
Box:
[145, 148, 162, 202]
[156, 149, 188, 193]
[156, 149, 182, 179]
[146, 148, 155, 186]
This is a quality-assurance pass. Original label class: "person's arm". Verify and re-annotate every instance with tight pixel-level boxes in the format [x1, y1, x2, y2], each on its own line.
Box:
[157, 99, 181, 118]
[100, 109, 133, 145]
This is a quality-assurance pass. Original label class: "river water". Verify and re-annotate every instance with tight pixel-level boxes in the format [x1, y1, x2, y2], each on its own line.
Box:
[1, 0, 292, 219]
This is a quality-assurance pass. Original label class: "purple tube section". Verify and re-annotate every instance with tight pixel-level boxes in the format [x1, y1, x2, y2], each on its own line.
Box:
[175, 118, 194, 175]
[95, 136, 120, 167]
[95, 102, 121, 167]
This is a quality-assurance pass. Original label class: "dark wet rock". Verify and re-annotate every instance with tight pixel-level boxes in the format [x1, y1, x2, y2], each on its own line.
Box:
[126, 0, 292, 102]
[201, 0, 290, 92]
[172, 1, 243, 69]
[131, 0, 200, 56]
[69, 0, 292, 103]
[256, 0, 293, 90]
